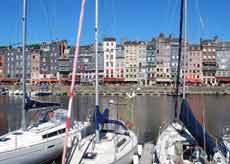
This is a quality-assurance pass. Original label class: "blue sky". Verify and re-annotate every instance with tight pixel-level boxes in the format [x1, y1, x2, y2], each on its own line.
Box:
[0, 0, 230, 46]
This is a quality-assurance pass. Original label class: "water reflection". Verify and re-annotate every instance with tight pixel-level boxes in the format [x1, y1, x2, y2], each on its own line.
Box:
[0, 95, 230, 143]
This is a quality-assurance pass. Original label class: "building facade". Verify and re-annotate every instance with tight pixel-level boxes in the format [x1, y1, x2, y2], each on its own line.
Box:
[201, 38, 218, 85]
[186, 44, 203, 84]
[76, 44, 104, 83]
[31, 49, 41, 82]
[137, 41, 147, 85]
[124, 41, 139, 82]
[103, 38, 116, 81]
[216, 42, 230, 84]
[0, 48, 6, 79]
[170, 38, 179, 83]
[115, 45, 125, 81]
[155, 33, 172, 84]
[40, 41, 63, 79]
[146, 42, 156, 85]
[5, 47, 30, 80]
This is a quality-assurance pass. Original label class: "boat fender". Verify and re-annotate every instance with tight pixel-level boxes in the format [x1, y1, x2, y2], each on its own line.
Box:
[227, 151, 230, 163]
[133, 153, 139, 164]
[137, 144, 143, 156]
[67, 135, 72, 148]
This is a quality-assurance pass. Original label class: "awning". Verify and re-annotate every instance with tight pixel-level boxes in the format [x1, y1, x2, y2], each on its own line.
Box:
[216, 77, 230, 82]
[103, 77, 125, 82]
[185, 78, 202, 83]
[156, 78, 173, 82]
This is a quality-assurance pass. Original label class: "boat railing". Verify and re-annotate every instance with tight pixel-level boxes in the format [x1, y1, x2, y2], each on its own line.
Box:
[159, 119, 172, 135]
[117, 135, 132, 153]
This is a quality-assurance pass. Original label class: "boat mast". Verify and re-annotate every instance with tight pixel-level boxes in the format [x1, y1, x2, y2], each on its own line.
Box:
[183, 0, 187, 99]
[95, 0, 100, 143]
[174, 0, 184, 120]
[61, 0, 86, 163]
[21, 0, 27, 130]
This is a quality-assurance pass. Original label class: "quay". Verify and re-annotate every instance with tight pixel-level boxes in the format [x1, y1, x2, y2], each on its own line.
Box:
[2, 85, 230, 96]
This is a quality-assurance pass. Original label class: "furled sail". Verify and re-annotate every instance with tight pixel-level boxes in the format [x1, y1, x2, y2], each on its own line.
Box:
[218, 140, 230, 158]
[95, 107, 109, 129]
[179, 99, 216, 156]
[25, 96, 60, 110]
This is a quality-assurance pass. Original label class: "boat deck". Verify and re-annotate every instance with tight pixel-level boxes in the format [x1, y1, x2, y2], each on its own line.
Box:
[69, 130, 137, 164]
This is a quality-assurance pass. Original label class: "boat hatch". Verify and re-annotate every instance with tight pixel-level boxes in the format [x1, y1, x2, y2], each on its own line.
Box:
[83, 152, 97, 159]
[0, 138, 10, 142]
[116, 138, 127, 148]
[13, 132, 23, 135]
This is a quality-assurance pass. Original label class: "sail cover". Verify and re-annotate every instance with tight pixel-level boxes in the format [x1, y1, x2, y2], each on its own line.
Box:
[218, 140, 229, 158]
[95, 106, 109, 129]
[179, 99, 216, 156]
[25, 96, 60, 110]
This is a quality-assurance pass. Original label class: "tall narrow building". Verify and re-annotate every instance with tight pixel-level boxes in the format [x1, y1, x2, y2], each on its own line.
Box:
[103, 38, 116, 82]
[186, 44, 203, 84]
[124, 41, 139, 83]
[216, 41, 230, 84]
[155, 33, 172, 84]
[146, 40, 156, 85]
[201, 37, 218, 86]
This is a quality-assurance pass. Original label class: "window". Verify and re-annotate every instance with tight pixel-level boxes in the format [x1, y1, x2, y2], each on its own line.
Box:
[58, 128, 65, 134]
[42, 131, 58, 139]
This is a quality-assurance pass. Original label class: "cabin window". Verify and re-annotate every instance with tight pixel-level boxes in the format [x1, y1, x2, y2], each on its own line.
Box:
[42, 131, 58, 139]
[13, 132, 23, 135]
[83, 152, 97, 159]
[0, 138, 10, 142]
[58, 128, 65, 134]
[116, 138, 127, 148]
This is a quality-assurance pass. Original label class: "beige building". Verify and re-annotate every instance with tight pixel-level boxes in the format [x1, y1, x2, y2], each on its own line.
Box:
[155, 33, 172, 83]
[201, 38, 218, 86]
[31, 50, 41, 83]
[186, 44, 203, 84]
[124, 41, 144, 82]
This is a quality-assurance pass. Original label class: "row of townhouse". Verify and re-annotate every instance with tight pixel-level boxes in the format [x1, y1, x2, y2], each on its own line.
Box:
[0, 34, 230, 85]
[0, 40, 66, 84]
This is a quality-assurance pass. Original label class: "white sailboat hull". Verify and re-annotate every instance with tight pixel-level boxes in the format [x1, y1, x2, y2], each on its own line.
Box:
[0, 137, 64, 164]
[0, 118, 91, 164]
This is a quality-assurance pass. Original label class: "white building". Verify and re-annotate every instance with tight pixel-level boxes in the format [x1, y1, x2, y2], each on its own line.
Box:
[103, 38, 117, 81]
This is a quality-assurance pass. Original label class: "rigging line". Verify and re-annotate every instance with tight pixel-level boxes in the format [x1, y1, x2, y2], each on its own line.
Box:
[111, 0, 117, 37]
[195, 0, 206, 38]
[167, 0, 179, 35]
[166, 0, 174, 33]
[39, 0, 53, 41]
[52, 0, 58, 41]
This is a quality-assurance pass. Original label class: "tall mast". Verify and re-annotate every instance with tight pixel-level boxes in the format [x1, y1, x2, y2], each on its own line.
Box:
[21, 0, 27, 130]
[95, 0, 100, 142]
[174, 0, 184, 120]
[182, 0, 187, 99]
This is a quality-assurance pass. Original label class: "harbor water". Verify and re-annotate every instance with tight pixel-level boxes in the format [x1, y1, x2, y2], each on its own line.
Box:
[1, 94, 230, 143]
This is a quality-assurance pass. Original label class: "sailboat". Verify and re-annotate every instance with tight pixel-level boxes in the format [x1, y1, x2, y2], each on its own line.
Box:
[154, 0, 230, 163]
[0, 1, 90, 163]
[63, 0, 138, 163]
